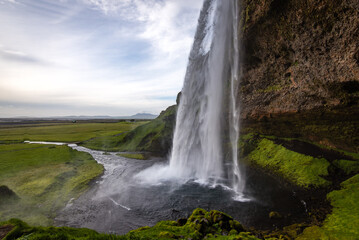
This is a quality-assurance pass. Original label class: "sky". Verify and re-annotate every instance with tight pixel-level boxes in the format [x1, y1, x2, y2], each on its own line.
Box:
[0, 0, 203, 117]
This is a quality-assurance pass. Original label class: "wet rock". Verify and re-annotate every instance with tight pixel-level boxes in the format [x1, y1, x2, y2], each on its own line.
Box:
[269, 211, 283, 219]
[282, 223, 309, 238]
[0, 225, 14, 240]
[0, 185, 19, 205]
[186, 208, 246, 238]
[177, 218, 187, 226]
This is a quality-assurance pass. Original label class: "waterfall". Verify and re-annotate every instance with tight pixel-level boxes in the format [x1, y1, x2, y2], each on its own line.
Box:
[168, 0, 245, 197]
[229, 0, 245, 197]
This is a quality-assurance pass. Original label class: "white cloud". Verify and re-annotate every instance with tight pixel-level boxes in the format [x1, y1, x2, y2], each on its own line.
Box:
[83, 0, 202, 60]
[0, 0, 202, 117]
[1, 0, 18, 4]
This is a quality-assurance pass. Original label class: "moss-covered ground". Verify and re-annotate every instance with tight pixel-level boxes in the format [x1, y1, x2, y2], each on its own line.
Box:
[0, 122, 147, 143]
[116, 153, 146, 160]
[246, 138, 330, 188]
[0, 209, 260, 240]
[82, 105, 176, 154]
[297, 174, 359, 239]
[0, 143, 104, 226]
[240, 132, 359, 239]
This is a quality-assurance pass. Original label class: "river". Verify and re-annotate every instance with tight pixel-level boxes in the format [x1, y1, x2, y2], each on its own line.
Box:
[22, 142, 307, 234]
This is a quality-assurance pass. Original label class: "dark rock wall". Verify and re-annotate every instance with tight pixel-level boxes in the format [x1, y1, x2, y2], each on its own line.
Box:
[240, 0, 359, 152]
[240, 0, 359, 118]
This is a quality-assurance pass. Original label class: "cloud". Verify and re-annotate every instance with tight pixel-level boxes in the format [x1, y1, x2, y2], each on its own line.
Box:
[0, 0, 202, 117]
[0, 49, 45, 64]
[1, 0, 18, 4]
[83, 0, 202, 60]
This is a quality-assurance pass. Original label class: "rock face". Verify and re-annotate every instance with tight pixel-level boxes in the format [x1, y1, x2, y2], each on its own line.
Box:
[240, 0, 359, 117]
[240, 0, 359, 152]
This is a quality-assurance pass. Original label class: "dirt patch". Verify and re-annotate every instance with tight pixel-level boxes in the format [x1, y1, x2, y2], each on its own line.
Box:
[0, 225, 13, 240]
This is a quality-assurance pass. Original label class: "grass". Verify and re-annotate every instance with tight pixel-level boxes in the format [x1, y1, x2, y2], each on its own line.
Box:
[80, 119, 164, 152]
[117, 153, 146, 160]
[0, 143, 104, 225]
[0, 122, 147, 143]
[0, 209, 260, 240]
[298, 174, 359, 239]
[82, 105, 176, 153]
[247, 138, 331, 188]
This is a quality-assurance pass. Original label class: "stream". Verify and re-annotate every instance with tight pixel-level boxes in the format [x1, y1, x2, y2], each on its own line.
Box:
[26, 141, 307, 234]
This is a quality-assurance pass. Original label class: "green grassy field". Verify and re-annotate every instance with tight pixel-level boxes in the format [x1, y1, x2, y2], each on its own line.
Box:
[0, 121, 147, 143]
[0, 143, 104, 225]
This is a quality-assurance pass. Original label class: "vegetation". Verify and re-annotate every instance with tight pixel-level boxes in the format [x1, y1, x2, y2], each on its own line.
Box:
[246, 138, 330, 188]
[332, 159, 359, 175]
[297, 174, 359, 239]
[82, 105, 176, 154]
[117, 153, 146, 160]
[0, 209, 260, 240]
[0, 143, 103, 225]
[0, 122, 147, 143]
[239, 132, 359, 239]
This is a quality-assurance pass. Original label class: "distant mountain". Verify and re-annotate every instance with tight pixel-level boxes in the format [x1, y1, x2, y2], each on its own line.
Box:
[0, 113, 158, 120]
[129, 113, 157, 119]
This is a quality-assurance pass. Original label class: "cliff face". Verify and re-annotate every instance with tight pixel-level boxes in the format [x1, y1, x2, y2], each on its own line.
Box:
[240, 0, 359, 152]
[241, 0, 359, 117]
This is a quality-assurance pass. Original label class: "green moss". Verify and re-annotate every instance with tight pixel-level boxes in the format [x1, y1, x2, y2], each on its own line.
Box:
[117, 153, 146, 160]
[126, 208, 254, 240]
[82, 105, 176, 154]
[0, 144, 103, 225]
[298, 174, 359, 239]
[0, 219, 120, 240]
[257, 84, 283, 93]
[248, 138, 330, 188]
[238, 133, 259, 158]
[0, 209, 260, 240]
[333, 159, 359, 174]
[323, 174, 359, 238]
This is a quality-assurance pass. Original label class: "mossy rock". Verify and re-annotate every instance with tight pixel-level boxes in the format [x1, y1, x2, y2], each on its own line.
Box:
[269, 211, 282, 219]
[0, 186, 19, 205]
[0, 209, 260, 240]
[186, 208, 245, 237]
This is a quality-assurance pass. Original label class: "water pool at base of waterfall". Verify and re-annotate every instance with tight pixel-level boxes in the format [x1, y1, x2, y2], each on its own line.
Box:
[53, 144, 307, 235]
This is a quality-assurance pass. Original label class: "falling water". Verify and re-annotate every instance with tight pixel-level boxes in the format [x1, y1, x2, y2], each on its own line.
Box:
[229, 0, 245, 197]
[168, 0, 245, 196]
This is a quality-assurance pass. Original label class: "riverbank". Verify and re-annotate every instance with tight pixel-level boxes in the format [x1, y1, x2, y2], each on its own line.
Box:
[0, 143, 104, 225]
[0, 121, 147, 225]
